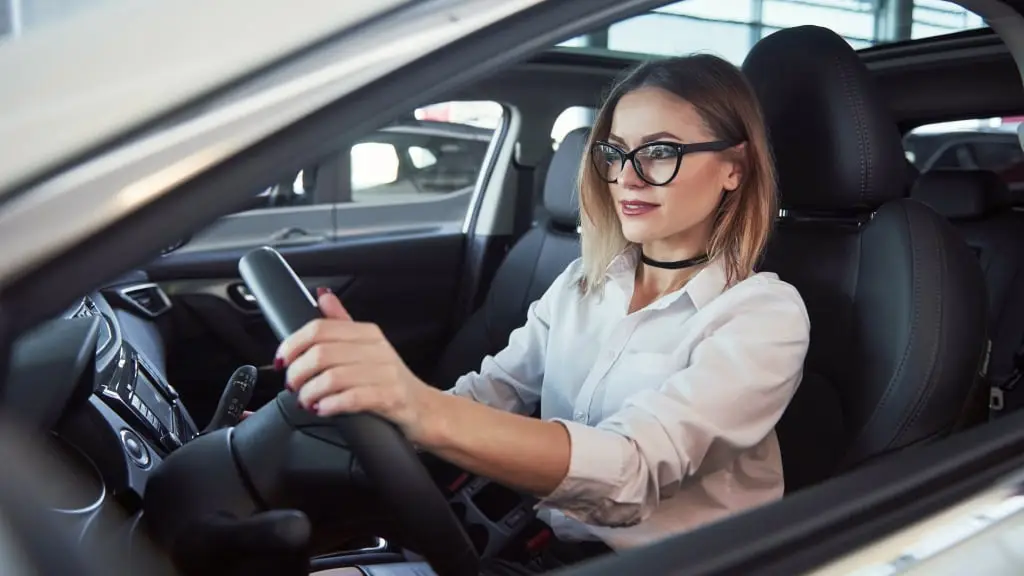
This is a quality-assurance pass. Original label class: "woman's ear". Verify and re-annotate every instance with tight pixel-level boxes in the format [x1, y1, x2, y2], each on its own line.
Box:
[722, 142, 746, 192]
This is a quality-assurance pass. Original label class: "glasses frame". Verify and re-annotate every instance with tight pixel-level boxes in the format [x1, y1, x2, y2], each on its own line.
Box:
[591, 140, 735, 186]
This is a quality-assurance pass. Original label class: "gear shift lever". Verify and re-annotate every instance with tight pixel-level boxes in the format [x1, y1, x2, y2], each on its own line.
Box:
[203, 365, 257, 434]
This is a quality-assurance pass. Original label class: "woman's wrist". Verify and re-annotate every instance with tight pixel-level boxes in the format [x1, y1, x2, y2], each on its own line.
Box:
[409, 384, 451, 449]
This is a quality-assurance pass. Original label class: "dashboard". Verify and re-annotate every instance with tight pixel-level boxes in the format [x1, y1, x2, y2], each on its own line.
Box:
[68, 287, 199, 454]
[21, 277, 538, 572]
[27, 281, 201, 557]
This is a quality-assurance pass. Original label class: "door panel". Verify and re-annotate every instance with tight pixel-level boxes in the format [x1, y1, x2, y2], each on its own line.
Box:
[146, 231, 465, 427]
[144, 100, 507, 427]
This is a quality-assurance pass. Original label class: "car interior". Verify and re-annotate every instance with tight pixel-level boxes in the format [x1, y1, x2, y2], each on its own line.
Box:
[3, 1, 1024, 575]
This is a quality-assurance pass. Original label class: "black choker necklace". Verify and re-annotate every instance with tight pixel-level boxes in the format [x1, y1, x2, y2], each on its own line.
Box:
[641, 252, 709, 270]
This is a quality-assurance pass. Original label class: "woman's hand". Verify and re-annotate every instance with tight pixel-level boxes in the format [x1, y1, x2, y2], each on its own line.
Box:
[275, 288, 437, 444]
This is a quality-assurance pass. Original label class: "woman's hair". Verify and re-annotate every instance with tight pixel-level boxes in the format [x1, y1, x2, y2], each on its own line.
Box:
[577, 54, 777, 294]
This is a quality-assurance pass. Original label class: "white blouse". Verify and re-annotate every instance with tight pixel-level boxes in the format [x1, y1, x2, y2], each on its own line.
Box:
[449, 247, 810, 551]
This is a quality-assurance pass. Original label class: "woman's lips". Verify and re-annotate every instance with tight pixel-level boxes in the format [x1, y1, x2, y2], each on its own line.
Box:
[620, 200, 660, 216]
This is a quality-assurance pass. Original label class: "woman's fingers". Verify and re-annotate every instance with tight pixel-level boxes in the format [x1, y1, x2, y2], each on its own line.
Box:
[317, 289, 352, 320]
[296, 364, 395, 410]
[313, 388, 368, 417]
[284, 341, 388, 391]
[276, 319, 383, 366]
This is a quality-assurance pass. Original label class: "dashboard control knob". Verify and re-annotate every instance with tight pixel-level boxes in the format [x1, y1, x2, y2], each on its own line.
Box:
[120, 429, 150, 468]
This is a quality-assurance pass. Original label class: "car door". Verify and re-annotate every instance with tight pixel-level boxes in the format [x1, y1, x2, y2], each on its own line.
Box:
[140, 99, 508, 425]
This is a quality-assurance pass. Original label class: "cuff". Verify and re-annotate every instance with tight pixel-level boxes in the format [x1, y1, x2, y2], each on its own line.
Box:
[537, 419, 630, 518]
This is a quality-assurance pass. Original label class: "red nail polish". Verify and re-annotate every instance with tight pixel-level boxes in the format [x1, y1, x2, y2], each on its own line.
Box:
[273, 357, 284, 371]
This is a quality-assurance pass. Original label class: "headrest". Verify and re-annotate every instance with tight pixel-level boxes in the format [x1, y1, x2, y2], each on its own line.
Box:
[911, 169, 1011, 220]
[544, 127, 590, 226]
[742, 26, 907, 211]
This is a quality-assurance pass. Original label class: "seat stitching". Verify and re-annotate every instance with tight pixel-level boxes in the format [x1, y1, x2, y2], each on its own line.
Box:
[847, 205, 920, 465]
[893, 206, 944, 445]
[836, 54, 869, 206]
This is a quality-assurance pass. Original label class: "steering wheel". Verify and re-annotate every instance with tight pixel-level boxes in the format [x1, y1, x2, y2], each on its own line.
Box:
[237, 247, 479, 575]
[142, 247, 479, 576]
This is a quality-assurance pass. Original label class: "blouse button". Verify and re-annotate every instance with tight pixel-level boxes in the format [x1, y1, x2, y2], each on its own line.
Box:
[573, 411, 586, 423]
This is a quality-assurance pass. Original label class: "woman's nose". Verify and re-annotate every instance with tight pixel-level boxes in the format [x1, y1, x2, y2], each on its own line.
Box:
[617, 160, 645, 188]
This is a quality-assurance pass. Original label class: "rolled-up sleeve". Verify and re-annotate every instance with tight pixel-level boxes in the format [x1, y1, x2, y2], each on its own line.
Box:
[538, 284, 810, 527]
[447, 261, 579, 415]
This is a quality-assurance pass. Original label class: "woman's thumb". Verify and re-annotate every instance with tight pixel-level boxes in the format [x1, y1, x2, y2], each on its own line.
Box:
[317, 287, 352, 321]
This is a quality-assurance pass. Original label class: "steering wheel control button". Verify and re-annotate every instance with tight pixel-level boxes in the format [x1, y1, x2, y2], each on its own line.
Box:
[120, 429, 150, 468]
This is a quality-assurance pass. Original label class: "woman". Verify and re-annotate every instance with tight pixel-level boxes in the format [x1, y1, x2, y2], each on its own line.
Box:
[274, 54, 810, 567]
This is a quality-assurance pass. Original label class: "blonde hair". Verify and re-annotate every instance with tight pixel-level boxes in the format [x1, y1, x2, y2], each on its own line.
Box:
[577, 54, 777, 294]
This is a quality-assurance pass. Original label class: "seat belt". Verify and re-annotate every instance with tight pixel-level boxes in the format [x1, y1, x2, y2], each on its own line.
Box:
[990, 339, 1024, 420]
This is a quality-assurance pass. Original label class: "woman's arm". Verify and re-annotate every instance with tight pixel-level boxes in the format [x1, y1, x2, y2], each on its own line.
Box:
[410, 283, 811, 526]
[275, 263, 577, 443]
[417, 388, 572, 495]
[278, 280, 809, 527]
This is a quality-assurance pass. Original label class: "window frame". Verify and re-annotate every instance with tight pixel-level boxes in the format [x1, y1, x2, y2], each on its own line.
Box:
[173, 102, 512, 255]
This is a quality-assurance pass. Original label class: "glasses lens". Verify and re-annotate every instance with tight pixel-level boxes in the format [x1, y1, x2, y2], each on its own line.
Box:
[634, 143, 681, 185]
[591, 143, 623, 182]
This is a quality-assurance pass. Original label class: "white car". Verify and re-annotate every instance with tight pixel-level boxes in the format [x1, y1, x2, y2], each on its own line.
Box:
[0, 1, 1022, 575]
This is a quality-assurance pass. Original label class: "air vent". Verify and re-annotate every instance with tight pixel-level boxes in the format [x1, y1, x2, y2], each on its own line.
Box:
[118, 283, 172, 318]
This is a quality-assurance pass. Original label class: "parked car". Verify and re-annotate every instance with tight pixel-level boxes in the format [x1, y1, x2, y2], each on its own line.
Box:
[905, 127, 1024, 194]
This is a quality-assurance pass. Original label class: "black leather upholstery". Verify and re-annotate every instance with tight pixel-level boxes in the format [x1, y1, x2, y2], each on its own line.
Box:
[431, 128, 588, 388]
[543, 129, 589, 226]
[912, 169, 1024, 384]
[746, 27, 908, 212]
[744, 26, 989, 490]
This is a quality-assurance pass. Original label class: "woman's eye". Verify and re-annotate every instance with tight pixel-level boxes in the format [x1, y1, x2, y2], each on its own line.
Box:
[599, 147, 621, 164]
[641, 145, 677, 160]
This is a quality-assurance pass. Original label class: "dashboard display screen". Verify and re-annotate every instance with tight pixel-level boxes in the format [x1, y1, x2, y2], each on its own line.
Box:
[134, 369, 174, 432]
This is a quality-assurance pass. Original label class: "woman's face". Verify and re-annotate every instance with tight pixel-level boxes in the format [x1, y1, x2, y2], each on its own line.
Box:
[603, 87, 743, 253]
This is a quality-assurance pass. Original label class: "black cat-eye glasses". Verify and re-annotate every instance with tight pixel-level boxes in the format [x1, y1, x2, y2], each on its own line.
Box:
[591, 140, 735, 186]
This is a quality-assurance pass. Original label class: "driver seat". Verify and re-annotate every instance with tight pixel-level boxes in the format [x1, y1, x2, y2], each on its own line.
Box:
[742, 26, 990, 491]
[431, 128, 589, 387]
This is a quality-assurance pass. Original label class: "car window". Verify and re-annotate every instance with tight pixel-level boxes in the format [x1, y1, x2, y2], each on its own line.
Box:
[176, 100, 505, 254]
[552, 106, 596, 149]
[559, 0, 987, 63]
[345, 101, 502, 206]
[408, 146, 438, 169]
[351, 143, 401, 190]
[904, 117, 1024, 193]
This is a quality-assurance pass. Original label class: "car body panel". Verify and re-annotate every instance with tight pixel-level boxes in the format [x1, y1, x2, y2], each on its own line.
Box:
[0, 0, 413, 193]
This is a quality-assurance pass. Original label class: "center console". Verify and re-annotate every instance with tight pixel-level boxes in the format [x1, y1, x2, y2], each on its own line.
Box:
[431, 465, 537, 559]
[97, 342, 199, 455]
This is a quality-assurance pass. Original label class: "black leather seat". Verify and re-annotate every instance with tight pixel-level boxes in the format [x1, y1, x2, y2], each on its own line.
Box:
[911, 168, 1024, 387]
[742, 26, 990, 491]
[431, 128, 589, 387]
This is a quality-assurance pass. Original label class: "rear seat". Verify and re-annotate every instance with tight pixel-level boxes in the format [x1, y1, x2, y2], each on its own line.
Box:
[911, 168, 1024, 414]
